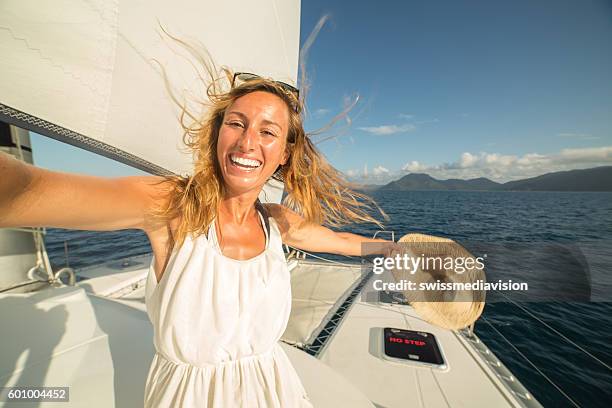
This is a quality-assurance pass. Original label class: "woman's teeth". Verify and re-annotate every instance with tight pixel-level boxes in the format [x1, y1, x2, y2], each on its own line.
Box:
[230, 154, 262, 169]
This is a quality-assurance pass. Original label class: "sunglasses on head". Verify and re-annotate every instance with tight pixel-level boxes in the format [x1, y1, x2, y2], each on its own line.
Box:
[232, 72, 300, 99]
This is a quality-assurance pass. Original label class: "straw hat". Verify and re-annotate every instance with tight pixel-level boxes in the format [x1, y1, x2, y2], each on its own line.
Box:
[394, 233, 486, 330]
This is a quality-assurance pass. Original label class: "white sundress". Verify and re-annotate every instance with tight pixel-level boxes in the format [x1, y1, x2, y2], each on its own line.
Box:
[143, 208, 314, 407]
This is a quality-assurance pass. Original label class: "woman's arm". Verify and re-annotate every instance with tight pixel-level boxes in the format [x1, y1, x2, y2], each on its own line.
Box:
[265, 203, 401, 257]
[0, 151, 169, 232]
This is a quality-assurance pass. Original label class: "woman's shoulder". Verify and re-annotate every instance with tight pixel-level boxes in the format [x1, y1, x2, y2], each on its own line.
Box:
[260, 203, 286, 221]
[260, 203, 306, 237]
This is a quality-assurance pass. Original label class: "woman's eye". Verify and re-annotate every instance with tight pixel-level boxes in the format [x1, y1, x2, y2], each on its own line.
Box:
[226, 121, 243, 128]
[262, 130, 277, 137]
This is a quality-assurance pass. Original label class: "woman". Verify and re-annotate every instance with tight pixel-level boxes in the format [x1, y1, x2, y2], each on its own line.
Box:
[0, 69, 399, 406]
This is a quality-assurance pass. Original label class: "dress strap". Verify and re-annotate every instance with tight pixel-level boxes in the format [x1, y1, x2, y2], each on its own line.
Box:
[255, 199, 271, 239]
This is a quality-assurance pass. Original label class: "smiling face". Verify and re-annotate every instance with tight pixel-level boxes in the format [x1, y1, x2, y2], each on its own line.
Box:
[216, 91, 290, 195]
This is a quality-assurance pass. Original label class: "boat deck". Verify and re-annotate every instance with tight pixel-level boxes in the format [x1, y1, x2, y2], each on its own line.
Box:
[72, 253, 541, 407]
[282, 259, 540, 408]
[0, 250, 542, 407]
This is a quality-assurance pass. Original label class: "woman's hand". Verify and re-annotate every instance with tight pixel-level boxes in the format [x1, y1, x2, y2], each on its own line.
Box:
[381, 241, 405, 259]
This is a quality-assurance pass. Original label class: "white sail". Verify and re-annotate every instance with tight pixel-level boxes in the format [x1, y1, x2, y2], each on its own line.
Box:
[0, 0, 301, 175]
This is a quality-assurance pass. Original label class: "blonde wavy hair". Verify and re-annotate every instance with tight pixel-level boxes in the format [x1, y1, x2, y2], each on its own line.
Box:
[149, 39, 388, 253]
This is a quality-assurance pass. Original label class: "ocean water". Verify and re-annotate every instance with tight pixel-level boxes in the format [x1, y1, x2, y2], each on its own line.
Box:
[44, 190, 612, 407]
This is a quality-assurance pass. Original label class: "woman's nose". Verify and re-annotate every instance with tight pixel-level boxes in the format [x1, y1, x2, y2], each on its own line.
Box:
[237, 126, 258, 151]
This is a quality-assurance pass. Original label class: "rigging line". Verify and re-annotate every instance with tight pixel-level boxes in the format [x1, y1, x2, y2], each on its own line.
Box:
[286, 246, 361, 267]
[286, 244, 364, 261]
[499, 292, 611, 371]
[482, 316, 582, 408]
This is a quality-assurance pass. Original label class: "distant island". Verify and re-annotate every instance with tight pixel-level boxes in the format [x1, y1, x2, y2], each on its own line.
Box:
[355, 166, 612, 192]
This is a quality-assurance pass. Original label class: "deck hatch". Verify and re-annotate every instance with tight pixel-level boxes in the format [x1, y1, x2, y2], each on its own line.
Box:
[383, 328, 445, 366]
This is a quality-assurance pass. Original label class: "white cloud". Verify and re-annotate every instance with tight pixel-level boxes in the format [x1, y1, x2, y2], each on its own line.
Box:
[343, 146, 612, 185]
[402, 161, 427, 172]
[314, 108, 330, 116]
[413, 146, 612, 181]
[398, 113, 414, 120]
[343, 164, 393, 184]
[483, 153, 516, 167]
[358, 124, 416, 135]
[372, 165, 389, 176]
[558, 146, 612, 163]
[460, 152, 478, 168]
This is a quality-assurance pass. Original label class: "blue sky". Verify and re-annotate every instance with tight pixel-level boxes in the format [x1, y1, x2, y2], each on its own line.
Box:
[31, 0, 612, 183]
